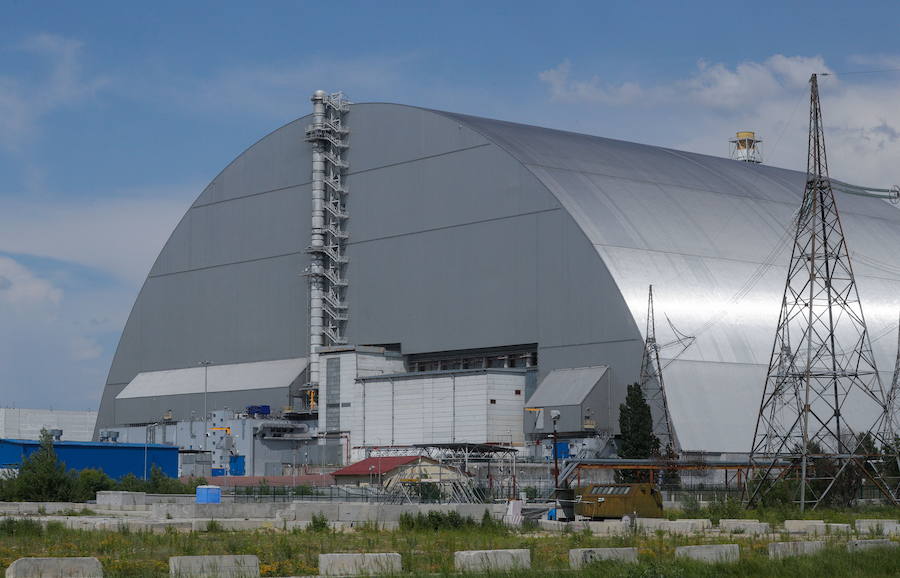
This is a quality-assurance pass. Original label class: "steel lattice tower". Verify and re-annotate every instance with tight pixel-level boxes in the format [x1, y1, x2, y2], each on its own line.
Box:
[746, 74, 897, 510]
[639, 285, 677, 454]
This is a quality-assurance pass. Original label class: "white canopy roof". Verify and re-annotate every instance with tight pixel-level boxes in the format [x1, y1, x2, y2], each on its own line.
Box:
[116, 357, 308, 399]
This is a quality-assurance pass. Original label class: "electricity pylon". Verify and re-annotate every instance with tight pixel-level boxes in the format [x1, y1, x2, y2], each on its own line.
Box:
[746, 74, 897, 510]
[639, 285, 677, 454]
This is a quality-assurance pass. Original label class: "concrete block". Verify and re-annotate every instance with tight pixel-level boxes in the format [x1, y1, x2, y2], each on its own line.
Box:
[719, 519, 771, 535]
[454, 549, 531, 572]
[538, 519, 566, 532]
[826, 523, 852, 535]
[287, 502, 339, 521]
[675, 544, 740, 563]
[587, 520, 629, 535]
[96, 491, 146, 507]
[783, 520, 826, 535]
[847, 539, 898, 552]
[768, 541, 825, 559]
[666, 519, 712, 535]
[855, 519, 897, 534]
[5, 557, 103, 577]
[635, 517, 669, 532]
[168, 555, 259, 577]
[318, 553, 402, 576]
[338, 503, 375, 522]
[569, 547, 638, 567]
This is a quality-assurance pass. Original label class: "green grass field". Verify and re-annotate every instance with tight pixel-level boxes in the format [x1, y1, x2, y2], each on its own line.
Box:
[2, 517, 900, 577]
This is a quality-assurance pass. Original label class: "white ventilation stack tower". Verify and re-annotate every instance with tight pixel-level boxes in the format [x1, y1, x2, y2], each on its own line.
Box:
[305, 90, 351, 390]
[730, 131, 762, 163]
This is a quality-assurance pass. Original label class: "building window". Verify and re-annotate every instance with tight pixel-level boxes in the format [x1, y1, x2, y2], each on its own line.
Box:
[514, 389, 521, 396]
[490, 399, 496, 405]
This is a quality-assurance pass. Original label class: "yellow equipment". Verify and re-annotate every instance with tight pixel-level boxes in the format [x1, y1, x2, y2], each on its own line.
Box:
[574, 483, 664, 519]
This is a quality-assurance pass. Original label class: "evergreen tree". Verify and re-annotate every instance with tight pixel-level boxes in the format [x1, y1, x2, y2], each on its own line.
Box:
[15, 429, 74, 501]
[618, 383, 659, 482]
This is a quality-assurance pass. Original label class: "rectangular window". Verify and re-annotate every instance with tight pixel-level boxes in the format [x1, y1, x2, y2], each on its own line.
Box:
[514, 389, 522, 396]
[490, 399, 496, 405]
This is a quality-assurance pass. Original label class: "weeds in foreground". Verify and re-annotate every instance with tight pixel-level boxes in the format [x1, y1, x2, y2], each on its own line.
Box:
[1, 514, 899, 577]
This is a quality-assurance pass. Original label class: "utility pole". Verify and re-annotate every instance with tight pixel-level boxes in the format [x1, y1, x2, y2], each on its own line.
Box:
[199, 361, 212, 453]
[746, 74, 897, 510]
[551, 410, 560, 491]
[639, 285, 677, 454]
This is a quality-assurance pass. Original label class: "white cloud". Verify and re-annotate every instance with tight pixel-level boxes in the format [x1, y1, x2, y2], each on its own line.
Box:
[0, 33, 105, 154]
[538, 55, 900, 187]
[0, 188, 191, 285]
[69, 335, 103, 361]
[0, 255, 62, 310]
[125, 53, 422, 122]
[539, 59, 644, 105]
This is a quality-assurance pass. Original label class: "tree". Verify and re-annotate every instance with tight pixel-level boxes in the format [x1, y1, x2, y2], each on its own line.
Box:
[73, 469, 114, 502]
[14, 429, 75, 501]
[661, 443, 681, 489]
[618, 383, 659, 482]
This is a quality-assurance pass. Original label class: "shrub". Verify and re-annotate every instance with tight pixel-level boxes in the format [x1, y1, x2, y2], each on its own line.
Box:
[205, 519, 224, 532]
[0, 517, 44, 537]
[73, 469, 114, 501]
[680, 493, 701, 516]
[308, 513, 330, 532]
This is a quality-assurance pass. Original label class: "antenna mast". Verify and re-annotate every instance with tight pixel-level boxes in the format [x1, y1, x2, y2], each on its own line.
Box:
[746, 74, 897, 510]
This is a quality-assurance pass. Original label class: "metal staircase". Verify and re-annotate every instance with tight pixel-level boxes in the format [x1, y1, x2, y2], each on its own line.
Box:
[305, 90, 351, 391]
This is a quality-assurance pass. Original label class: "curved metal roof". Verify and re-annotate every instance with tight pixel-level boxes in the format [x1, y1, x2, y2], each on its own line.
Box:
[437, 110, 900, 452]
[97, 102, 900, 454]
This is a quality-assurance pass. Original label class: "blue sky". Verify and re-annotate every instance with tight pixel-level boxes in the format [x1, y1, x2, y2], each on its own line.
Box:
[2, 1, 900, 410]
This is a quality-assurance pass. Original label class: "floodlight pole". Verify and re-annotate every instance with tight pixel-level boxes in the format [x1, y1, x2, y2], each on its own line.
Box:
[199, 361, 213, 453]
[143, 422, 160, 480]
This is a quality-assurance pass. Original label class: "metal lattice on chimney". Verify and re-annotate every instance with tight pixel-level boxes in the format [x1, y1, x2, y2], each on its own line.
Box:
[305, 90, 351, 388]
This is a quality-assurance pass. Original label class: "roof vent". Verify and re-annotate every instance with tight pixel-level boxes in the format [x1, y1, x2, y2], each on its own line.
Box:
[730, 131, 762, 164]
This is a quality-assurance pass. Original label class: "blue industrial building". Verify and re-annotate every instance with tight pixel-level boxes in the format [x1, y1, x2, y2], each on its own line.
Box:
[0, 439, 178, 479]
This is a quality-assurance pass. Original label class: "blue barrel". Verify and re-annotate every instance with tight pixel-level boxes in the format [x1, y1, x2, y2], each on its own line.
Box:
[196, 485, 221, 504]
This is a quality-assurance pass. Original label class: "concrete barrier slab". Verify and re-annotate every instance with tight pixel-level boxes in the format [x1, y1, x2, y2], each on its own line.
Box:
[719, 519, 770, 535]
[587, 520, 629, 535]
[287, 503, 340, 521]
[96, 491, 146, 507]
[318, 553, 402, 576]
[855, 519, 898, 533]
[168, 555, 259, 577]
[847, 539, 898, 552]
[635, 518, 668, 531]
[675, 544, 739, 563]
[768, 541, 824, 559]
[784, 520, 826, 535]
[454, 549, 531, 572]
[569, 547, 638, 568]
[6, 557, 103, 577]
[826, 523, 852, 535]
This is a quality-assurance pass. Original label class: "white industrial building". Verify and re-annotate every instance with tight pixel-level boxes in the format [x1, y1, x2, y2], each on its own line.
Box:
[0, 408, 97, 442]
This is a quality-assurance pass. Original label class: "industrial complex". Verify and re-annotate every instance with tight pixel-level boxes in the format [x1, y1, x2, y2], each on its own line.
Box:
[71, 91, 900, 482]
